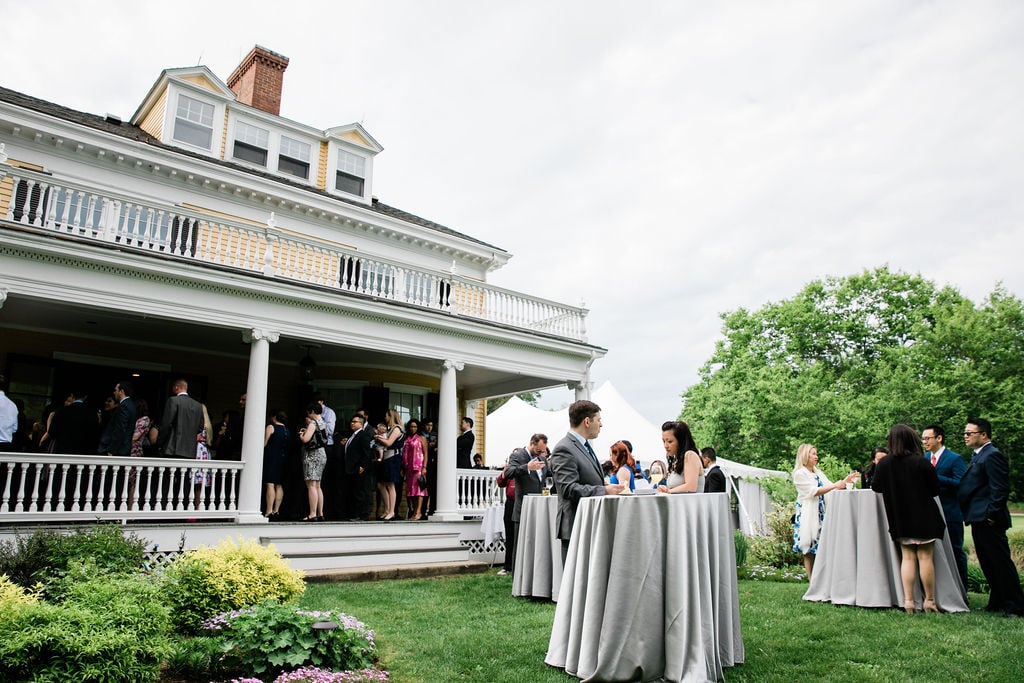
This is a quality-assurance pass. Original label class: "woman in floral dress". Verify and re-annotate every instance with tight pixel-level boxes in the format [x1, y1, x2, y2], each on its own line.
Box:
[792, 443, 858, 581]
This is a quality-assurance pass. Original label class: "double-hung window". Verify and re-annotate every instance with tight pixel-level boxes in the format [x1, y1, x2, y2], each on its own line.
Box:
[233, 121, 270, 167]
[336, 150, 366, 196]
[278, 136, 311, 179]
[173, 94, 214, 149]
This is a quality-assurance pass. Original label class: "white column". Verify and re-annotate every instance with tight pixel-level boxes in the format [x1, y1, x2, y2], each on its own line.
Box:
[237, 328, 279, 523]
[431, 359, 463, 521]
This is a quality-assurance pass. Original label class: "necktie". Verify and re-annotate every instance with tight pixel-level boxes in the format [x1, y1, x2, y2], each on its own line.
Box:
[931, 453, 938, 467]
[584, 441, 600, 471]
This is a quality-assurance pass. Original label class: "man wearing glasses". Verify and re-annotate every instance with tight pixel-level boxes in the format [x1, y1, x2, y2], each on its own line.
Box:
[921, 425, 968, 591]
[958, 418, 1024, 617]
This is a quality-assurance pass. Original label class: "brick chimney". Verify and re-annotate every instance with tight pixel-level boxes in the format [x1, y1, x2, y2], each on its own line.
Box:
[226, 45, 289, 116]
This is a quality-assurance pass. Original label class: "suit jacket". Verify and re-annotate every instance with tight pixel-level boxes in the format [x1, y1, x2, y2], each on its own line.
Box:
[505, 447, 551, 522]
[49, 401, 97, 455]
[97, 396, 136, 456]
[958, 442, 1013, 530]
[456, 430, 474, 469]
[344, 424, 375, 474]
[704, 464, 727, 494]
[550, 432, 606, 541]
[932, 448, 967, 523]
[157, 393, 203, 458]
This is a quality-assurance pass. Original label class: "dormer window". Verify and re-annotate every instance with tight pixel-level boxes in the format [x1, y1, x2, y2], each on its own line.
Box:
[233, 121, 270, 167]
[173, 94, 214, 149]
[278, 136, 311, 180]
[336, 150, 366, 196]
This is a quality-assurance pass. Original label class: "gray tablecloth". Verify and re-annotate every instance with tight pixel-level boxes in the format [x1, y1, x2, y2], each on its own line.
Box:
[513, 494, 563, 601]
[803, 489, 968, 612]
[545, 493, 744, 682]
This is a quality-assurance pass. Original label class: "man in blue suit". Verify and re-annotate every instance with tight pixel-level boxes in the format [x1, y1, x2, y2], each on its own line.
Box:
[922, 425, 967, 591]
[958, 417, 1024, 617]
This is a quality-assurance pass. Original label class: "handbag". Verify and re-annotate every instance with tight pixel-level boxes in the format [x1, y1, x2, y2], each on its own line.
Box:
[417, 473, 428, 489]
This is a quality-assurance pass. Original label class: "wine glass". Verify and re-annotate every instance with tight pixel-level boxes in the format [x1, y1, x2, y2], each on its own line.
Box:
[650, 471, 664, 487]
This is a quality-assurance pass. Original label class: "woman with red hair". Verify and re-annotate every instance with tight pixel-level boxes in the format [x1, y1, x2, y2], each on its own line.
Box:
[609, 440, 635, 492]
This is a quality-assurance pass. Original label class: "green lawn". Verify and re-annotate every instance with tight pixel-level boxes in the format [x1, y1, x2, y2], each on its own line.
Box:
[302, 575, 1023, 682]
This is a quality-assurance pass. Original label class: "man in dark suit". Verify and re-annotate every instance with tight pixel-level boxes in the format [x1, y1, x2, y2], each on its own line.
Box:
[702, 446, 727, 494]
[456, 417, 475, 469]
[156, 378, 203, 458]
[48, 390, 96, 454]
[343, 413, 375, 520]
[97, 381, 136, 456]
[550, 400, 625, 562]
[958, 417, 1024, 617]
[502, 433, 551, 574]
[922, 424, 968, 591]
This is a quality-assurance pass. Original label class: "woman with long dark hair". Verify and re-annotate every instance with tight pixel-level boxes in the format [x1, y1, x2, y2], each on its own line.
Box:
[657, 420, 704, 494]
[871, 424, 945, 613]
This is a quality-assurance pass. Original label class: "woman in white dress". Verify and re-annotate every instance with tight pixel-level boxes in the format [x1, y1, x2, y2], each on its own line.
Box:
[657, 420, 705, 494]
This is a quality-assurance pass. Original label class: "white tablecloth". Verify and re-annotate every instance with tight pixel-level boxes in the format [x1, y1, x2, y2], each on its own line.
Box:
[546, 493, 744, 682]
[803, 489, 968, 612]
[512, 494, 562, 601]
[481, 503, 504, 548]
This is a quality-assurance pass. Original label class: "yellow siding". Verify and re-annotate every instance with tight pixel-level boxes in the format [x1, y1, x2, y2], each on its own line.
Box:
[316, 141, 328, 190]
[139, 89, 167, 139]
[219, 107, 229, 159]
[180, 203, 265, 227]
[179, 74, 222, 94]
[449, 283, 487, 318]
[338, 130, 370, 147]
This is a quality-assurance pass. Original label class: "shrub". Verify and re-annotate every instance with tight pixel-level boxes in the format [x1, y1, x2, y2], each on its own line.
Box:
[966, 563, 989, 594]
[0, 524, 147, 598]
[0, 571, 171, 682]
[733, 530, 748, 567]
[0, 573, 40, 607]
[1009, 529, 1024, 574]
[160, 537, 305, 634]
[202, 602, 377, 680]
[165, 635, 224, 680]
[738, 564, 807, 582]
[272, 667, 390, 682]
[747, 502, 803, 569]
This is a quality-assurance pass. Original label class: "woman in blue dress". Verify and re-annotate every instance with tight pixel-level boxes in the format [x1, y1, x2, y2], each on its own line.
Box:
[608, 441, 635, 491]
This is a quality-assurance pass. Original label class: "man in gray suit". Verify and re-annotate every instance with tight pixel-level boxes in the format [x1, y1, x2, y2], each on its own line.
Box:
[550, 400, 625, 562]
[156, 378, 203, 458]
[503, 433, 551, 574]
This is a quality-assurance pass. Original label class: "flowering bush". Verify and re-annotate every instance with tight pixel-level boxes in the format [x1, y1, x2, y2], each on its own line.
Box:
[202, 601, 377, 679]
[160, 537, 305, 633]
[739, 564, 807, 582]
[228, 669, 388, 683]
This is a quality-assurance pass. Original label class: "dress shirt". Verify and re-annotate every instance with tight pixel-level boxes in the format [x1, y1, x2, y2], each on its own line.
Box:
[0, 391, 17, 443]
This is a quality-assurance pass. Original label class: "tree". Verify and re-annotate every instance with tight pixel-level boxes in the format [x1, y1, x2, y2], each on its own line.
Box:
[486, 392, 540, 414]
[682, 267, 1024, 501]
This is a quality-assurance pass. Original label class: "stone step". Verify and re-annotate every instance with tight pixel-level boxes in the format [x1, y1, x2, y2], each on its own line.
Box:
[304, 560, 493, 583]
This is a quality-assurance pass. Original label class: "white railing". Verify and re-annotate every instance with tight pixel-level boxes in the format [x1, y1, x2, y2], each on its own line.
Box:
[455, 468, 504, 514]
[0, 454, 243, 522]
[1, 165, 588, 341]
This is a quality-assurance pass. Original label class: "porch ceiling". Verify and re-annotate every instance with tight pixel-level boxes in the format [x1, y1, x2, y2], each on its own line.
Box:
[0, 294, 567, 398]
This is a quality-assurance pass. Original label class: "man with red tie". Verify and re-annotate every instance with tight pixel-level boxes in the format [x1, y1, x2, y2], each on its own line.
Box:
[921, 425, 967, 591]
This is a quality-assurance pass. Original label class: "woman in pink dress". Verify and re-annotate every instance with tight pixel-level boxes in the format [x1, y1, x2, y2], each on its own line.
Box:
[402, 419, 428, 520]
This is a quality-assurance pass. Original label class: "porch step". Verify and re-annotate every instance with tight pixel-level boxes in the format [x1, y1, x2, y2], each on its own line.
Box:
[261, 522, 471, 571]
[304, 560, 492, 583]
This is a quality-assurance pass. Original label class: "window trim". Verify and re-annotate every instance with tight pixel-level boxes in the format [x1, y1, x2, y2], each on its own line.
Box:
[171, 93, 216, 151]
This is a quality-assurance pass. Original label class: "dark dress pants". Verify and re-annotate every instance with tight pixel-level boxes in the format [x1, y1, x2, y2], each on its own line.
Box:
[503, 495, 515, 572]
[972, 522, 1024, 615]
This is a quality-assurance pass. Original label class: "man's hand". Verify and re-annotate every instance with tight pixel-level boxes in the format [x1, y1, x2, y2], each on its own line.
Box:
[528, 458, 544, 471]
[604, 483, 626, 495]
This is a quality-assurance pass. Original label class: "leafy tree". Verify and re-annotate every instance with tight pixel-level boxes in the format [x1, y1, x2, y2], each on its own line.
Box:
[486, 392, 540, 414]
[683, 267, 1024, 501]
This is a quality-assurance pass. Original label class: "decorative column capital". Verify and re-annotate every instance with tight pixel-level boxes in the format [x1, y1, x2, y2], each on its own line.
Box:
[442, 359, 464, 372]
[0, 288, 7, 309]
[242, 328, 280, 344]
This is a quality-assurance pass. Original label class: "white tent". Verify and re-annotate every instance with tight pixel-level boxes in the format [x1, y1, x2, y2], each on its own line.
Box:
[484, 381, 786, 534]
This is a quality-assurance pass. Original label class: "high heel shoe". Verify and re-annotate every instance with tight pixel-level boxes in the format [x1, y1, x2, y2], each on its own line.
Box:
[924, 598, 939, 613]
[904, 600, 918, 614]
[302, 515, 317, 521]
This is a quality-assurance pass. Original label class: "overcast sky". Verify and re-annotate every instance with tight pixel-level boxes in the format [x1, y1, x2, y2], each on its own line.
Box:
[4, 1, 1023, 423]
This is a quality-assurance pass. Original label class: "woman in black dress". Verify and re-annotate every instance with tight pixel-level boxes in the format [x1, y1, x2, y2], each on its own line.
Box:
[871, 424, 945, 613]
[262, 410, 290, 519]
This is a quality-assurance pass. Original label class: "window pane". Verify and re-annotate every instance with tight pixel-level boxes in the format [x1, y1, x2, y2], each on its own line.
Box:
[278, 155, 310, 179]
[281, 136, 310, 162]
[336, 170, 365, 195]
[176, 95, 214, 126]
[233, 140, 268, 166]
[173, 118, 213, 149]
[337, 150, 365, 177]
[235, 121, 269, 148]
